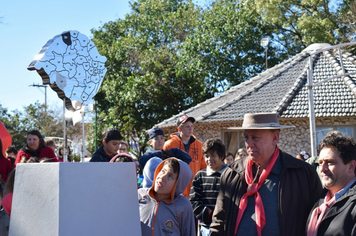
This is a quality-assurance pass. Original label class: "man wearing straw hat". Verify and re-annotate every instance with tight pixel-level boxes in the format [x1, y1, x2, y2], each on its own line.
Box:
[210, 113, 322, 236]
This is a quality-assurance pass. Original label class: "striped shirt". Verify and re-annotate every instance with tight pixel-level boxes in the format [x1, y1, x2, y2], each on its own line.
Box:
[189, 164, 228, 226]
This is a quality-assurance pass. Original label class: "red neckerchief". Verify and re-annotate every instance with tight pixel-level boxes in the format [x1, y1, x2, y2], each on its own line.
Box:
[307, 177, 356, 236]
[307, 191, 335, 236]
[234, 146, 279, 236]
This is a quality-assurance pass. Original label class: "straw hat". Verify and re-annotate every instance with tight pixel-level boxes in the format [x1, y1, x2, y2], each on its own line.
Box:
[228, 113, 295, 130]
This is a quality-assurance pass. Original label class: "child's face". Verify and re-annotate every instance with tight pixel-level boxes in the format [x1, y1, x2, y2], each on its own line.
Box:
[224, 155, 234, 165]
[237, 150, 248, 160]
[205, 150, 224, 172]
[154, 164, 178, 200]
[178, 121, 194, 138]
[149, 135, 165, 150]
[118, 143, 128, 153]
[103, 139, 121, 156]
[6, 152, 16, 157]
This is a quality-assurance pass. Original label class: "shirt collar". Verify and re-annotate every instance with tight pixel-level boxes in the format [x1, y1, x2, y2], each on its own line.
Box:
[334, 177, 356, 201]
[206, 164, 228, 176]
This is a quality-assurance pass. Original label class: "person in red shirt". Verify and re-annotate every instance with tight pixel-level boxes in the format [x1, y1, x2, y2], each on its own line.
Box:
[15, 130, 57, 165]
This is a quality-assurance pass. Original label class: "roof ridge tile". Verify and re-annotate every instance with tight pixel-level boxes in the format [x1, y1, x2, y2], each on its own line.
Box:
[324, 50, 356, 97]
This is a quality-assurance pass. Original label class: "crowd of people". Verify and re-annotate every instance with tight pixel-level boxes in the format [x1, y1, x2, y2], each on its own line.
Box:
[88, 113, 356, 236]
[1, 112, 356, 235]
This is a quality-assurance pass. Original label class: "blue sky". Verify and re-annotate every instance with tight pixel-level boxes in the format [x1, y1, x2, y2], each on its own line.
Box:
[0, 0, 207, 113]
[0, 0, 131, 112]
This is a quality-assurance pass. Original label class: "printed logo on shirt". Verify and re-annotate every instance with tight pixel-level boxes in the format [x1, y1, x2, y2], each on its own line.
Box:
[191, 148, 199, 162]
[162, 219, 174, 234]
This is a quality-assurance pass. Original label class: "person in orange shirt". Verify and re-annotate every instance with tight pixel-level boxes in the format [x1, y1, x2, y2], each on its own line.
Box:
[163, 115, 206, 198]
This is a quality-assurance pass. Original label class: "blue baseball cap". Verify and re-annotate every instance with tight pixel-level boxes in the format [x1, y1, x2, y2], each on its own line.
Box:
[149, 128, 164, 139]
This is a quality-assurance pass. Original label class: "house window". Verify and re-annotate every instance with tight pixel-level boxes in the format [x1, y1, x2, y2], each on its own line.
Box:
[222, 130, 245, 156]
[316, 126, 355, 146]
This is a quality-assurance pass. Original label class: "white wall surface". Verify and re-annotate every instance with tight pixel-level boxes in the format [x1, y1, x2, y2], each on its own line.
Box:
[9, 162, 141, 236]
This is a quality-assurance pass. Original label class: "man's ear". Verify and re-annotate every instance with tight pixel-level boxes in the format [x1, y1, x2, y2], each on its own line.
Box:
[348, 160, 356, 174]
[177, 126, 181, 132]
[102, 140, 106, 146]
[272, 130, 280, 146]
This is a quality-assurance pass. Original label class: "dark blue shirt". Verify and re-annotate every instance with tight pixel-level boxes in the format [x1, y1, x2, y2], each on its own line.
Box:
[236, 156, 281, 236]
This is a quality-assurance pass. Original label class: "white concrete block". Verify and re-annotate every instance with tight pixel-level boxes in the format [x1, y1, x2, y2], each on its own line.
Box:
[9, 162, 141, 236]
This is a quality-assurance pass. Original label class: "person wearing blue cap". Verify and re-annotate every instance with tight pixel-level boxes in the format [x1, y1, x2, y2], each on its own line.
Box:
[138, 128, 192, 169]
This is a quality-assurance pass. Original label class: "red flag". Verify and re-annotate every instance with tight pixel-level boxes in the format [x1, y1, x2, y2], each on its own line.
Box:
[0, 121, 12, 157]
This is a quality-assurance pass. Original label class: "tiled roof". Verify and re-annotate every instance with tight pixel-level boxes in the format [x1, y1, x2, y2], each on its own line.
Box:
[156, 43, 356, 128]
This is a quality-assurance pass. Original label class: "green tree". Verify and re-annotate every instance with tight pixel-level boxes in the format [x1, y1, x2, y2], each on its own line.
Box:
[91, 0, 204, 156]
[0, 103, 82, 151]
[0, 104, 26, 151]
[337, 0, 356, 42]
[178, 0, 286, 93]
[253, 0, 352, 52]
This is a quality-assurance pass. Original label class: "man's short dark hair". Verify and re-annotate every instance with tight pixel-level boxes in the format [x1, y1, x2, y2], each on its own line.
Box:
[6, 146, 17, 155]
[102, 128, 123, 142]
[203, 138, 226, 160]
[318, 131, 356, 167]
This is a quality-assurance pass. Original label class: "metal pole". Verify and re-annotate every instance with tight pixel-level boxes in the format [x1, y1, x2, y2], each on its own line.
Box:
[307, 56, 317, 157]
[82, 112, 85, 162]
[95, 101, 98, 150]
[29, 83, 47, 114]
[266, 47, 268, 69]
[44, 86, 47, 115]
[63, 98, 67, 162]
[304, 42, 356, 158]
[338, 47, 345, 74]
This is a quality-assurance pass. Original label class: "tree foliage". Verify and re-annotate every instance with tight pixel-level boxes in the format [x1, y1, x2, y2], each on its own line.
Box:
[0, 105, 24, 151]
[178, 0, 288, 93]
[337, 0, 356, 42]
[253, 0, 353, 52]
[91, 0, 204, 156]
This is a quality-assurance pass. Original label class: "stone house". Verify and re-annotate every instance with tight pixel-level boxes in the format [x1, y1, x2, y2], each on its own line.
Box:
[155, 43, 356, 157]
